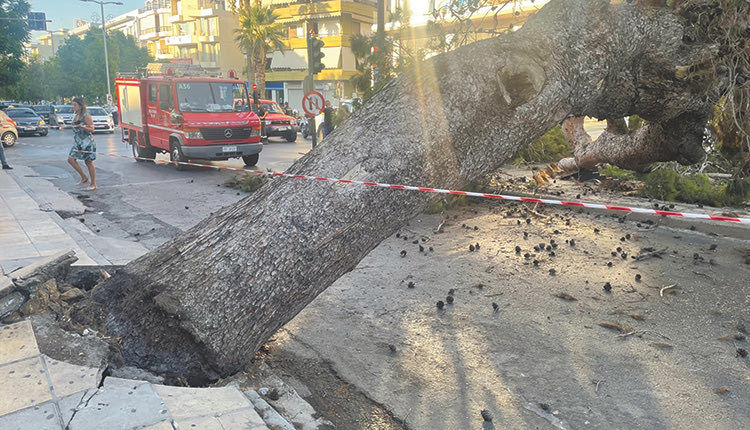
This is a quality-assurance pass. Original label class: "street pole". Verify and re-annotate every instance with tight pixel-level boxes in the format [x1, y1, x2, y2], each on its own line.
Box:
[81, 0, 122, 106]
[100, 1, 111, 106]
[305, 26, 318, 149]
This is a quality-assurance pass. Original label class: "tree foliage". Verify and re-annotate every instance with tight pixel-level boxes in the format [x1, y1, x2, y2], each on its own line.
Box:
[234, 2, 285, 95]
[10, 29, 151, 103]
[0, 0, 31, 92]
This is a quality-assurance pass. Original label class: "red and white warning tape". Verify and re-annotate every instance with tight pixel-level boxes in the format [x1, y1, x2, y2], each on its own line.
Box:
[14, 142, 750, 224]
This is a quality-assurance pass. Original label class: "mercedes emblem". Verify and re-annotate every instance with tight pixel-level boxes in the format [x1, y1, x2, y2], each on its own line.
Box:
[223, 128, 233, 138]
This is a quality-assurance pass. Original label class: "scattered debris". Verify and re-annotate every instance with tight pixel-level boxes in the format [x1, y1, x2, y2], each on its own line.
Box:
[480, 409, 493, 422]
[714, 386, 731, 395]
[598, 322, 633, 333]
[660, 284, 678, 297]
[554, 292, 577, 301]
[635, 248, 668, 261]
[737, 348, 748, 358]
[650, 343, 673, 349]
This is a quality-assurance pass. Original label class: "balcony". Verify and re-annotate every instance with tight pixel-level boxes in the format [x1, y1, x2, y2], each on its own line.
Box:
[139, 28, 172, 41]
[165, 35, 197, 45]
[168, 14, 190, 24]
[196, 35, 219, 43]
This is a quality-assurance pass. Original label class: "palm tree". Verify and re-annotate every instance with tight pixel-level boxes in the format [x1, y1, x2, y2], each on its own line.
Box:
[349, 33, 373, 94]
[234, 2, 286, 96]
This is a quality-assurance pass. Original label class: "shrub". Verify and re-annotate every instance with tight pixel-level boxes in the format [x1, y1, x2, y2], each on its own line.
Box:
[600, 165, 747, 207]
[224, 173, 268, 193]
[514, 126, 571, 164]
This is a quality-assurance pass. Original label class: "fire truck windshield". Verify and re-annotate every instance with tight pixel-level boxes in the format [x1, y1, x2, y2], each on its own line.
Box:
[176, 81, 250, 113]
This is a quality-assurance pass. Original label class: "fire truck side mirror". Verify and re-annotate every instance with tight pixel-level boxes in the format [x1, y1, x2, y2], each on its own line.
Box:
[169, 110, 183, 125]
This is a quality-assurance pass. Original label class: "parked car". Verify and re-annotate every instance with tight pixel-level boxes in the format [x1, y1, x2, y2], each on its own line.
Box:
[87, 106, 115, 133]
[252, 99, 298, 142]
[4, 103, 32, 110]
[0, 110, 19, 147]
[52, 105, 75, 127]
[5, 108, 48, 136]
[31, 105, 53, 123]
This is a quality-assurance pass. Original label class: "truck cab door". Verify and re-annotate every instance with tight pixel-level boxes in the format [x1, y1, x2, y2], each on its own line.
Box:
[146, 83, 165, 149]
[157, 83, 176, 148]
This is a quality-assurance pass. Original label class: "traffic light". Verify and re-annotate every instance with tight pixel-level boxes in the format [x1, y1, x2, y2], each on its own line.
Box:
[252, 83, 259, 104]
[308, 37, 325, 75]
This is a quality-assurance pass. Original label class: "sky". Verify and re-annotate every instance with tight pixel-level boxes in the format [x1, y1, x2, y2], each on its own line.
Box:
[28, 0, 145, 35]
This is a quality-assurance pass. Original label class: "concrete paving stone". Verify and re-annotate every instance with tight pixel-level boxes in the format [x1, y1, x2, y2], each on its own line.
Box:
[0, 320, 40, 363]
[58, 389, 96, 425]
[43, 356, 100, 398]
[9, 250, 73, 280]
[66, 380, 170, 430]
[0, 400, 63, 430]
[0, 244, 40, 261]
[102, 376, 150, 389]
[26, 232, 71, 243]
[175, 416, 224, 430]
[142, 421, 175, 429]
[244, 390, 295, 430]
[217, 408, 270, 430]
[0, 232, 30, 242]
[152, 384, 254, 421]
[0, 356, 53, 416]
[0, 275, 14, 295]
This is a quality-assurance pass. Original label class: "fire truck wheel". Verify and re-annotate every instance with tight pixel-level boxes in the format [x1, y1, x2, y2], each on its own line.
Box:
[242, 154, 259, 166]
[285, 132, 297, 143]
[132, 142, 155, 161]
[171, 142, 187, 171]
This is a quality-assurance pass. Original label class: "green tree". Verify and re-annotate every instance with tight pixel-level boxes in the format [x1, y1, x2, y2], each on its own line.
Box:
[349, 33, 373, 95]
[0, 0, 31, 94]
[43, 29, 151, 102]
[10, 56, 49, 101]
[234, 1, 286, 95]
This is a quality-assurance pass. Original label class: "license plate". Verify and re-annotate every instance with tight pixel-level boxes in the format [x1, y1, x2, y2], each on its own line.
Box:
[24, 126, 36, 130]
[223, 146, 237, 152]
[277, 126, 288, 131]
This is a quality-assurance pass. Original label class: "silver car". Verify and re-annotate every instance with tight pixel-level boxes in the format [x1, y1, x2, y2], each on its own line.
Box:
[87, 107, 115, 133]
[52, 105, 75, 127]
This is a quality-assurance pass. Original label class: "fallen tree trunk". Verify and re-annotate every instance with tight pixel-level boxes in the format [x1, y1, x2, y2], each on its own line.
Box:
[88, 0, 736, 380]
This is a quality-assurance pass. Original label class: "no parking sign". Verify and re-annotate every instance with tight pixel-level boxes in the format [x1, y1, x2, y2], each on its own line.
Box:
[302, 91, 325, 117]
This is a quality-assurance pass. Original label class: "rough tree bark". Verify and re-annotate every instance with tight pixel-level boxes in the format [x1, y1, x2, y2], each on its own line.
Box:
[88, 0, 737, 380]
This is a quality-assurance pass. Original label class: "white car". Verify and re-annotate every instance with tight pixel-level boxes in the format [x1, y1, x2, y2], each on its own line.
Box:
[87, 107, 115, 133]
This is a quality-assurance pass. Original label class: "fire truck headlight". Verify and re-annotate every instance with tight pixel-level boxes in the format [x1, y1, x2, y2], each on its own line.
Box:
[185, 131, 202, 139]
[250, 127, 261, 137]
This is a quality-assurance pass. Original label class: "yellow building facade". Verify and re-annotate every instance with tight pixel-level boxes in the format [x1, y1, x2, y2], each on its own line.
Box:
[264, 0, 380, 111]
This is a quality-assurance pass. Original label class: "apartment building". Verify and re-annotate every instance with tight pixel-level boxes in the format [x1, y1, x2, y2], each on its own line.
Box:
[160, 0, 245, 75]
[264, 0, 381, 111]
[29, 31, 68, 62]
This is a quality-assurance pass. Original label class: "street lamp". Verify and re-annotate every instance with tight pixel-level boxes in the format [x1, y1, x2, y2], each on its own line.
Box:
[80, 0, 123, 107]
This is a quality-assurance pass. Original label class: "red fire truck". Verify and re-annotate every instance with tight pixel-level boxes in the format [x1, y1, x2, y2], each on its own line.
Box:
[115, 65, 262, 169]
